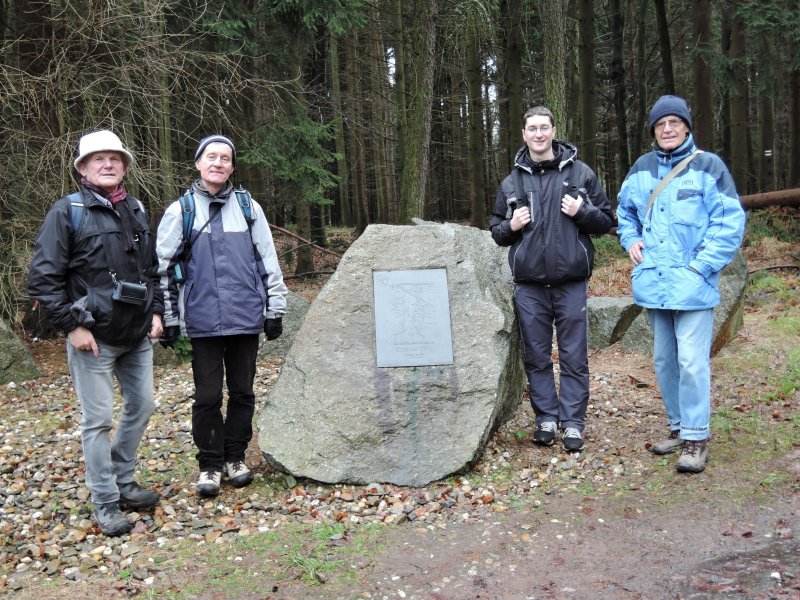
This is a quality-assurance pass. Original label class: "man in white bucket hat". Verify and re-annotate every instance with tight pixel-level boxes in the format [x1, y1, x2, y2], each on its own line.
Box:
[28, 129, 164, 536]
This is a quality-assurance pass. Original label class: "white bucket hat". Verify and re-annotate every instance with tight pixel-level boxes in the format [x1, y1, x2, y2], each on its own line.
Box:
[74, 130, 135, 170]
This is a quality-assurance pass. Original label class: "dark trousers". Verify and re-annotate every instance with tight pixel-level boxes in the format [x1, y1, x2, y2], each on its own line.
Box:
[190, 334, 259, 471]
[514, 280, 590, 431]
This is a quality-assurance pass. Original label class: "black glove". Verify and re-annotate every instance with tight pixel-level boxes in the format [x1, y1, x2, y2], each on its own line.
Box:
[160, 325, 180, 348]
[264, 317, 283, 341]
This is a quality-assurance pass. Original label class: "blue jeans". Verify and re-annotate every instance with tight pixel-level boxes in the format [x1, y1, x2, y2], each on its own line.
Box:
[647, 309, 713, 441]
[67, 337, 155, 504]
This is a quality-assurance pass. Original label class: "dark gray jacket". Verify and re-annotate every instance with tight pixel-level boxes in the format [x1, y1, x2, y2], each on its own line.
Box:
[490, 141, 614, 285]
[28, 187, 164, 345]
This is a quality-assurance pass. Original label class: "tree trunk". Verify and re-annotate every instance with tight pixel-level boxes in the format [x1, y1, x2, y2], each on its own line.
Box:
[653, 0, 675, 94]
[329, 34, 352, 226]
[720, 10, 732, 165]
[540, 0, 567, 130]
[729, 8, 749, 193]
[578, 0, 596, 170]
[397, 0, 438, 223]
[790, 70, 800, 188]
[466, 30, 486, 228]
[368, 7, 390, 223]
[633, 0, 648, 156]
[500, 0, 523, 174]
[740, 188, 800, 209]
[691, 0, 714, 149]
[391, 0, 408, 179]
[609, 0, 628, 196]
[343, 33, 370, 232]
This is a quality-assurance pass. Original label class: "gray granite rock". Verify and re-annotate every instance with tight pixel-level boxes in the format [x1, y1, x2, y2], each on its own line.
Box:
[258, 222, 525, 486]
[0, 319, 41, 384]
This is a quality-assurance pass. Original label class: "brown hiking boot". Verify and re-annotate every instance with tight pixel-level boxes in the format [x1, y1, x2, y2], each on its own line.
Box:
[676, 440, 708, 473]
[650, 429, 683, 455]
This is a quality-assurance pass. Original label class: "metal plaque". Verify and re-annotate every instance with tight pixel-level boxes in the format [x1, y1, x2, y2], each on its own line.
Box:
[373, 268, 454, 368]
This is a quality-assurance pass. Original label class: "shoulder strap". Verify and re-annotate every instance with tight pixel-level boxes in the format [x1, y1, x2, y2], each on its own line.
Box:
[67, 192, 84, 233]
[234, 189, 255, 228]
[645, 150, 704, 217]
[179, 190, 195, 242]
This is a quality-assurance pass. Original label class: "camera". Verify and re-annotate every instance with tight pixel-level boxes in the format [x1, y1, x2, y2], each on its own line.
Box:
[112, 280, 148, 305]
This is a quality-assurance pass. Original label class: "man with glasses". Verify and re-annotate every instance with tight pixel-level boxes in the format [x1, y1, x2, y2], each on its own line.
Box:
[617, 95, 745, 473]
[490, 107, 614, 452]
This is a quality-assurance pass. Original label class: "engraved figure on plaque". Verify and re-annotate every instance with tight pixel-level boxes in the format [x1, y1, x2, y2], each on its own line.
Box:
[373, 268, 454, 367]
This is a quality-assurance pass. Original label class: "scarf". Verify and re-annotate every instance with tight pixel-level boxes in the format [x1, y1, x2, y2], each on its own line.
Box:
[81, 178, 143, 252]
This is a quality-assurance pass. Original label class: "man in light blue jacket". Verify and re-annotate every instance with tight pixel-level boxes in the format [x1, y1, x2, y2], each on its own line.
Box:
[617, 95, 745, 473]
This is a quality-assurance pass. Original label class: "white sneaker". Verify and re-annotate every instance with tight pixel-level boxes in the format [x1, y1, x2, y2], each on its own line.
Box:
[225, 460, 253, 488]
[196, 470, 222, 497]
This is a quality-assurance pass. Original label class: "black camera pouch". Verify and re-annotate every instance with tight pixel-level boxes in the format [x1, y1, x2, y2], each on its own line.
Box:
[112, 281, 148, 305]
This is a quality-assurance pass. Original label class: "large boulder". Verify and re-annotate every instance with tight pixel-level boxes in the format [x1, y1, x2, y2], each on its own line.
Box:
[258, 290, 311, 358]
[0, 320, 42, 384]
[258, 222, 525, 486]
[618, 251, 748, 355]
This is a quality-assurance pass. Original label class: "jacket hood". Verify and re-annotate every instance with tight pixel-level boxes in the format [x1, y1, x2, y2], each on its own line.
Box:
[514, 139, 578, 173]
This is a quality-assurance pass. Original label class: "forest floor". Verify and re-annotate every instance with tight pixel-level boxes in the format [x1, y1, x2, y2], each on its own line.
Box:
[1, 215, 799, 599]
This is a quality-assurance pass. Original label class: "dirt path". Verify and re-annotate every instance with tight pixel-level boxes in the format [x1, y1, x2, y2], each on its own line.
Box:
[303, 488, 799, 600]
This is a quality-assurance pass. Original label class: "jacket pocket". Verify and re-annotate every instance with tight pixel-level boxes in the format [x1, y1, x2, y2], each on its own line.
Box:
[673, 188, 706, 226]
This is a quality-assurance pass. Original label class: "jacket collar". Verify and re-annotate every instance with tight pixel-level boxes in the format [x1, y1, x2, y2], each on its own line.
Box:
[654, 133, 696, 165]
[514, 140, 578, 174]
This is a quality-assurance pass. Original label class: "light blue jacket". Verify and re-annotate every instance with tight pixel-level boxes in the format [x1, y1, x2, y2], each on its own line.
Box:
[616, 134, 746, 310]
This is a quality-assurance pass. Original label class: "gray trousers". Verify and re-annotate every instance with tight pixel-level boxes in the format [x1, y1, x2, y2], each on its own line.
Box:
[514, 280, 590, 431]
[67, 337, 155, 504]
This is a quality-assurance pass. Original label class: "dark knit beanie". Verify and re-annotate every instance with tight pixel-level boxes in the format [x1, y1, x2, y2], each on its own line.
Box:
[195, 135, 236, 166]
[649, 95, 692, 136]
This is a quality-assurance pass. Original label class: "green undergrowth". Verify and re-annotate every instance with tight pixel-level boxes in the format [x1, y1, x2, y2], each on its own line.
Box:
[139, 521, 387, 599]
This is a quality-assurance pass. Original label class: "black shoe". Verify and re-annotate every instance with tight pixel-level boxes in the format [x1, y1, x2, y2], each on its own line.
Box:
[93, 501, 132, 537]
[562, 427, 584, 451]
[533, 421, 557, 446]
[118, 481, 159, 509]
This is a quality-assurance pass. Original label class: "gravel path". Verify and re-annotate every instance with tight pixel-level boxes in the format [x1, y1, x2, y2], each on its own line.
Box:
[2, 330, 798, 598]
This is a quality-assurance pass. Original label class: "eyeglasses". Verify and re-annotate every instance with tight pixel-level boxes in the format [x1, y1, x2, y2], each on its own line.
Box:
[654, 118, 684, 131]
[525, 125, 552, 134]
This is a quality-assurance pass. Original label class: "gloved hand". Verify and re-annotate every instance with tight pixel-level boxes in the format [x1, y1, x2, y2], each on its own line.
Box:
[264, 317, 283, 341]
[159, 325, 180, 348]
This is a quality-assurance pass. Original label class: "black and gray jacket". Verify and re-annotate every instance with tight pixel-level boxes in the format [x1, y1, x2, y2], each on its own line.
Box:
[490, 140, 615, 285]
[27, 187, 164, 345]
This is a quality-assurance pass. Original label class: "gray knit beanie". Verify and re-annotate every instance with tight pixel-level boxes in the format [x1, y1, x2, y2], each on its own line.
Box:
[195, 135, 236, 166]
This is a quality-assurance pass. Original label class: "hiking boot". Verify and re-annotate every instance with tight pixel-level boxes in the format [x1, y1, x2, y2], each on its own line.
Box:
[225, 460, 254, 488]
[93, 501, 132, 537]
[676, 440, 708, 473]
[650, 430, 683, 455]
[196, 470, 222, 497]
[118, 481, 159, 509]
[562, 427, 584, 452]
[533, 421, 557, 446]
